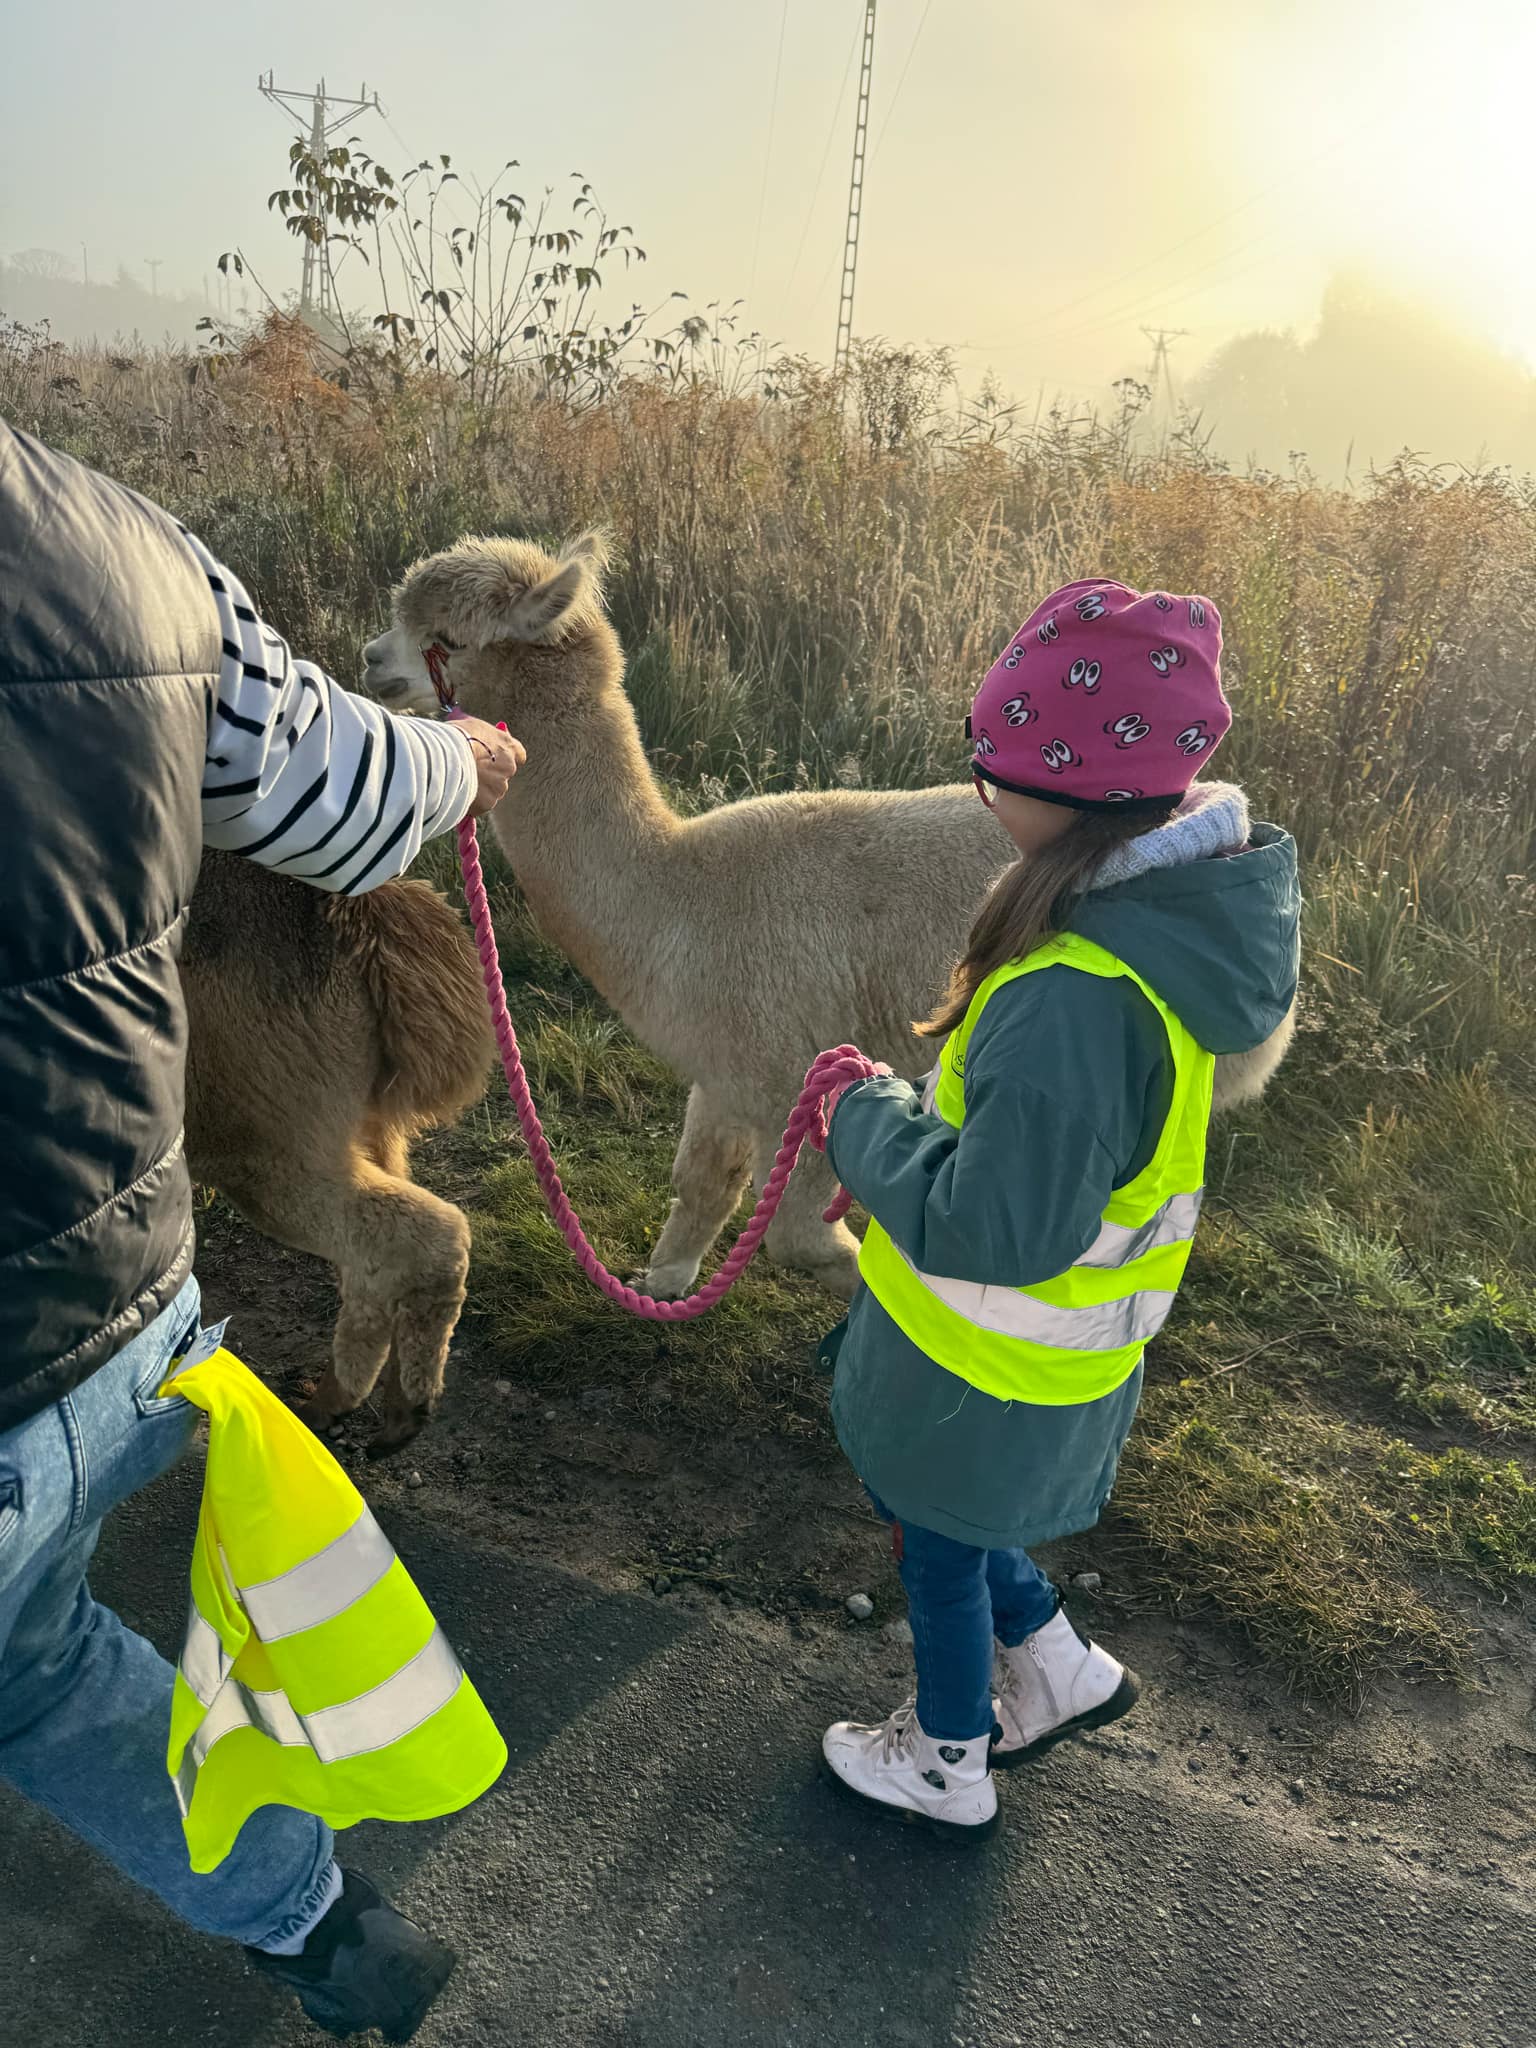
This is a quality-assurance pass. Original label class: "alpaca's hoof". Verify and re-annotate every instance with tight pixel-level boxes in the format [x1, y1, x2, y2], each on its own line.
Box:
[366, 1406, 431, 1460]
[292, 1392, 355, 1436]
[801, 1253, 861, 1303]
[638, 1260, 701, 1300]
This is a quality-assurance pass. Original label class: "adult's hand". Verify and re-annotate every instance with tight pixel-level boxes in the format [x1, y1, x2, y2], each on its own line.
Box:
[456, 717, 527, 817]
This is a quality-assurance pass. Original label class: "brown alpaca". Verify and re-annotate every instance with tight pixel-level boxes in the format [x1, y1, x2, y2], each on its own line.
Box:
[180, 849, 494, 1451]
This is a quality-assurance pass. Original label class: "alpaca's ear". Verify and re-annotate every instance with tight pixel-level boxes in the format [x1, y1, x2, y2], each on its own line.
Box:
[559, 529, 611, 573]
[507, 558, 587, 642]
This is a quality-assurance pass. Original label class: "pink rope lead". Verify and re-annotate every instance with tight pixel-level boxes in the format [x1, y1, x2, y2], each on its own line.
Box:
[454, 814, 881, 1321]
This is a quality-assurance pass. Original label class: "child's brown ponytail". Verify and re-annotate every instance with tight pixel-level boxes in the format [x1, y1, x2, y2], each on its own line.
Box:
[918, 803, 1178, 1040]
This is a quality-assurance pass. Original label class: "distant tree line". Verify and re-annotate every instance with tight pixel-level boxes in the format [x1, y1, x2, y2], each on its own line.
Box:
[1, 250, 218, 348]
[1187, 275, 1536, 481]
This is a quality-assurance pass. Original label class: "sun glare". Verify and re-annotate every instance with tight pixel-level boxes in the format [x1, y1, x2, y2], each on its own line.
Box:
[1223, 3, 1536, 362]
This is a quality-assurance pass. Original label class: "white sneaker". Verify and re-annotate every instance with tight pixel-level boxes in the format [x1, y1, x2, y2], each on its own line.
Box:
[991, 1607, 1140, 1768]
[822, 1698, 999, 1842]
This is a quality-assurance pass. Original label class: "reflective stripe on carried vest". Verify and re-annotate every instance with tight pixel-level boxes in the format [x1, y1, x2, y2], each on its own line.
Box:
[858, 932, 1214, 1406]
[161, 1339, 507, 1872]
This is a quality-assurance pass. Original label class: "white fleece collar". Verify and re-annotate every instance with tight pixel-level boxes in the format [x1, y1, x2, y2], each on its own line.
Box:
[1089, 780, 1250, 891]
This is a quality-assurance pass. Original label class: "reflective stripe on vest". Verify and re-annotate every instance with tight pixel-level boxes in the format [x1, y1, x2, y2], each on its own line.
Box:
[1078, 1188, 1204, 1269]
[235, 1507, 396, 1641]
[175, 1507, 467, 1794]
[161, 1345, 506, 1872]
[175, 1620, 467, 1812]
[859, 933, 1214, 1406]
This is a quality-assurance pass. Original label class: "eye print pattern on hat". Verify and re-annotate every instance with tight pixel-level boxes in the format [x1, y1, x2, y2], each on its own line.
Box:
[970, 579, 1231, 806]
[1105, 712, 1151, 750]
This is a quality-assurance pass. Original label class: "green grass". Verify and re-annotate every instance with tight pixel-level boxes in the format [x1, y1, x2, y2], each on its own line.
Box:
[8, 318, 1535, 1698]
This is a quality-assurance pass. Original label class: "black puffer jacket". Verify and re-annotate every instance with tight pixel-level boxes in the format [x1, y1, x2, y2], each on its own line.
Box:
[0, 424, 218, 1428]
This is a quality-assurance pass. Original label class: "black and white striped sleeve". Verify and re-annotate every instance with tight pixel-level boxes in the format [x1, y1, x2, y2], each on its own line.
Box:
[182, 529, 476, 893]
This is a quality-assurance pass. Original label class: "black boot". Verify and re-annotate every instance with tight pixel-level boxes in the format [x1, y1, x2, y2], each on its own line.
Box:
[246, 1869, 456, 2042]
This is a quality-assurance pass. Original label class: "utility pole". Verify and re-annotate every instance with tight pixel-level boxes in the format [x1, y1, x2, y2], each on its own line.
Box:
[833, 0, 877, 378]
[145, 258, 163, 297]
[258, 73, 383, 335]
[1141, 325, 1187, 434]
[81, 244, 89, 288]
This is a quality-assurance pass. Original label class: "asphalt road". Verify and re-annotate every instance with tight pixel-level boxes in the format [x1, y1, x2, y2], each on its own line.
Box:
[3, 1451, 1529, 2048]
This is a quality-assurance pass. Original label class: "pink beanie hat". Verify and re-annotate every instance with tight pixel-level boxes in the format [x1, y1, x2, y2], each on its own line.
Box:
[968, 579, 1230, 811]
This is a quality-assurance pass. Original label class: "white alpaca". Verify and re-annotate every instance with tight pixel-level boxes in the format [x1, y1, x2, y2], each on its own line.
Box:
[365, 533, 1294, 1300]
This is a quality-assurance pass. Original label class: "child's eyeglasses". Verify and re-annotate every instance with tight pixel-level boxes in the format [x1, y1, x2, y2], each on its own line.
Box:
[965, 716, 998, 807]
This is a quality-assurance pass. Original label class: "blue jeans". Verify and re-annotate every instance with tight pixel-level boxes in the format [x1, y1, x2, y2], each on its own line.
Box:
[868, 1491, 1059, 1743]
[0, 1277, 338, 1948]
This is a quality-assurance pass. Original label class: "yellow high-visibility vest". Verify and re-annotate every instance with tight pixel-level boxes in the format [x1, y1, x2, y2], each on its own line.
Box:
[858, 932, 1214, 1405]
[161, 1337, 507, 1873]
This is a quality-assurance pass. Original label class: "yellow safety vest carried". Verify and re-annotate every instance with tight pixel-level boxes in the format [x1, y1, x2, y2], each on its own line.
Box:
[160, 1334, 507, 1873]
[858, 932, 1214, 1407]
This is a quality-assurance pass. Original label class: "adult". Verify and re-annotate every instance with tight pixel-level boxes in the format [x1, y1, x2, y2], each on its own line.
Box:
[0, 422, 521, 2041]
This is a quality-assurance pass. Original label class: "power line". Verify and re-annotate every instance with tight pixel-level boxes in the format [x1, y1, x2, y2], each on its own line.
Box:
[784, 10, 865, 299]
[1142, 326, 1186, 430]
[380, 108, 417, 164]
[1042, 233, 1277, 347]
[258, 73, 383, 331]
[834, 0, 878, 374]
[997, 196, 1268, 344]
[963, 225, 1276, 357]
[972, 89, 1407, 355]
[380, 107, 481, 225]
[870, 0, 934, 160]
[749, 0, 791, 300]
[819, 0, 925, 348]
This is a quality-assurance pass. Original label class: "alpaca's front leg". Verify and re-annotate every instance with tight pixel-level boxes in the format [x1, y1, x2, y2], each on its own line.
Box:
[642, 1085, 753, 1297]
[756, 1129, 861, 1299]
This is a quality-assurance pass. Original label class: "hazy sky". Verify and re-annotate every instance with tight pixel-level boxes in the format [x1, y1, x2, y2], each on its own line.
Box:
[5, 0, 1535, 400]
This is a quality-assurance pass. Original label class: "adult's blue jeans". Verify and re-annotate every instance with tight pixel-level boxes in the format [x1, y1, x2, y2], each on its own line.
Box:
[0, 1277, 338, 1947]
[868, 1490, 1060, 1742]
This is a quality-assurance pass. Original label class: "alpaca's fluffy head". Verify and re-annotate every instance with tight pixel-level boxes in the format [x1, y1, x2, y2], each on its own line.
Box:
[394, 531, 611, 651]
[365, 531, 614, 714]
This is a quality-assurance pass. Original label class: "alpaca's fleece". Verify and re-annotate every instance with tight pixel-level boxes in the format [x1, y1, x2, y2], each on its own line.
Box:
[180, 851, 493, 1448]
[395, 531, 610, 650]
[366, 530, 1297, 1301]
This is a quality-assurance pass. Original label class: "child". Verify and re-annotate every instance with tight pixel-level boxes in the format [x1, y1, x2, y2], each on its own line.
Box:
[818, 579, 1300, 1841]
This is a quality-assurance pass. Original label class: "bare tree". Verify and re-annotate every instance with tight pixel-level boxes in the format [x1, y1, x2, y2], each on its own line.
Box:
[8, 249, 76, 282]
